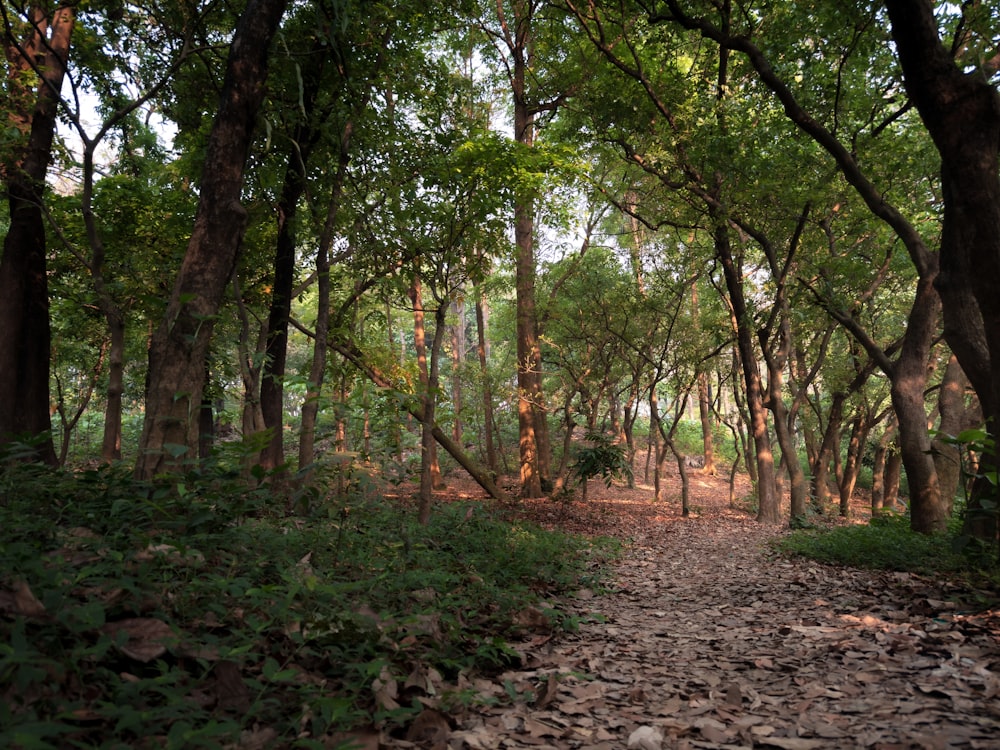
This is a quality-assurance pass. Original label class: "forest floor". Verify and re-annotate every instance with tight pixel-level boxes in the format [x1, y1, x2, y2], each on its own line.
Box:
[386, 466, 1000, 750]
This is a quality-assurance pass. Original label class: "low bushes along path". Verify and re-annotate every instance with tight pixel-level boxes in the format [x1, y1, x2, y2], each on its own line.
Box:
[390, 470, 1000, 750]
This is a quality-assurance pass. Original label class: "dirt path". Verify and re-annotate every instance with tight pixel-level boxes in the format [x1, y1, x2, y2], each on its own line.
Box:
[441, 474, 1000, 749]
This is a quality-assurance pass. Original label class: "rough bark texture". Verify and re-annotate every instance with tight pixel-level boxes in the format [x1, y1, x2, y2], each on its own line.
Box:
[884, 0, 1000, 416]
[0, 6, 74, 464]
[885, 0, 1000, 538]
[135, 0, 287, 479]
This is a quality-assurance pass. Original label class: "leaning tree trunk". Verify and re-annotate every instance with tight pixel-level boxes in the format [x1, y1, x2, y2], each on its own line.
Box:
[0, 6, 75, 465]
[135, 0, 287, 480]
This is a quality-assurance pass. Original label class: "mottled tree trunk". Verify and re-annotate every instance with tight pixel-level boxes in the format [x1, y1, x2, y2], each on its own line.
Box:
[136, 0, 287, 479]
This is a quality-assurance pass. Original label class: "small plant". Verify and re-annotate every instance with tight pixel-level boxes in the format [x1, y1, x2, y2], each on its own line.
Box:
[775, 512, 977, 578]
[0, 461, 615, 747]
[570, 431, 633, 501]
[933, 427, 999, 560]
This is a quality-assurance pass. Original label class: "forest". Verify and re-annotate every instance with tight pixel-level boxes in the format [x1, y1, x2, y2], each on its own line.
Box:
[2, 0, 1000, 747]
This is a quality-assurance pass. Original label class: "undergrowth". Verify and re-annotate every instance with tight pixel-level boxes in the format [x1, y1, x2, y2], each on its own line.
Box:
[775, 511, 1000, 588]
[0, 460, 616, 748]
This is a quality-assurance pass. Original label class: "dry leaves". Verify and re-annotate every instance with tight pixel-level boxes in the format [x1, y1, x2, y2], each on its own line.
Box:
[391, 472, 1000, 749]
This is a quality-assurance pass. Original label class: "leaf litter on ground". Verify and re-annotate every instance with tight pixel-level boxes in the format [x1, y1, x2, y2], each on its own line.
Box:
[382, 469, 1000, 750]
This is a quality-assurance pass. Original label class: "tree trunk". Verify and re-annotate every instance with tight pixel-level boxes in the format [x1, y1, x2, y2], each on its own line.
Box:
[931, 355, 980, 517]
[884, 446, 903, 511]
[839, 415, 869, 517]
[716, 221, 780, 523]
[259, 46, 326, 471]
[135, 0, 288, 479]
[690, 282, 716, 475]
[0, 5, 75, 465]
[885, 0, 999, 410]
[450, 297, 466, 444]
[329, 338, 505, 500]
[884, 1, 1000, 533]
[505, 0, 546, 498]
[473, 274, 498, 476]
[891, 280, 945, 533]
[299, 121, 352, 472]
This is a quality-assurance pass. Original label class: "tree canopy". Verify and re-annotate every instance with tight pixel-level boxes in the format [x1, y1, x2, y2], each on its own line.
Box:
[0, 0, 996, 536]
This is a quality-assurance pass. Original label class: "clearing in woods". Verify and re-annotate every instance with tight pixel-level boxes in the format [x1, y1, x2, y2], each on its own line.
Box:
[389, 467, 1000, 750]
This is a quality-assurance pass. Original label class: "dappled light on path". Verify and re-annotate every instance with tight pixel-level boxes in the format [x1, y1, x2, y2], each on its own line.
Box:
[395, 469, 1000, 749]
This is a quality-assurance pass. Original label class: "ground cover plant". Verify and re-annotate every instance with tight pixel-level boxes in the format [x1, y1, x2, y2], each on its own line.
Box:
[0, 459, 616, 749]
[775, 509, 1000, 595]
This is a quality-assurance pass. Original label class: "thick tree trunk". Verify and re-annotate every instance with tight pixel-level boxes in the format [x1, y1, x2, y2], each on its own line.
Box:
[136, 0, 287, 479]
[506, 0, 547, 498]
[931, 355, 980, 516]
[891, 275, 946, 533]
[885, 0, 1000, 535]
[0, 6, 74, 464]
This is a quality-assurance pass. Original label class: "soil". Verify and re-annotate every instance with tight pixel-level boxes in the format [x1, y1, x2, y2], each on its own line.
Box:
[390, 466, 1000, 750]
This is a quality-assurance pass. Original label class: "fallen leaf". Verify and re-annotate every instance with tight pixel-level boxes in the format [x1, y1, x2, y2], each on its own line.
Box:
[405, 708, 451, 744]
[627, 725, 664, 750]
[102, 617, 176, 662]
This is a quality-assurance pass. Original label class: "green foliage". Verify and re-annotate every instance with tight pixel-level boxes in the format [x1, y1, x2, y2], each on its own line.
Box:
[0, 461, 615, 746]
[571, 431, 633, 489]
[775, 513, 996, 581]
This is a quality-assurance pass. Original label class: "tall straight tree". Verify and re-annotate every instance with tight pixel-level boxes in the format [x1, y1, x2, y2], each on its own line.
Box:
[489, 0, 548, 497]
[135, 0, 287, 479]
[0, 3, 74, 464]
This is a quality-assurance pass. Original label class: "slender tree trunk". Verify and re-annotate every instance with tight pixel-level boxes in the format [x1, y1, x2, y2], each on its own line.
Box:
[55, 341, 105, 465]
[102, 314, 126, 461]
[884, 446, 903, 511]
[259, 46, 326, 471]
[812, 393, 845, 510]
[716, 220, 780, 522]
[135, 0, 288, 479]
[0, 5, 74, 464]
[690, 282, 716, 475]
[450, 297, 466, 444]
[329, 338, 505, 500]
[233, 278, 267, 447]
[473, 275, 498, 475]
[299, 121, 352, 471]
[198, 367, 215, 460]
[839, 416, 869, 517]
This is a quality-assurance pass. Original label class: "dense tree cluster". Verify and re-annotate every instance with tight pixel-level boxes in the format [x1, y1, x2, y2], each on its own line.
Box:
[1, 0, 997, 533]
